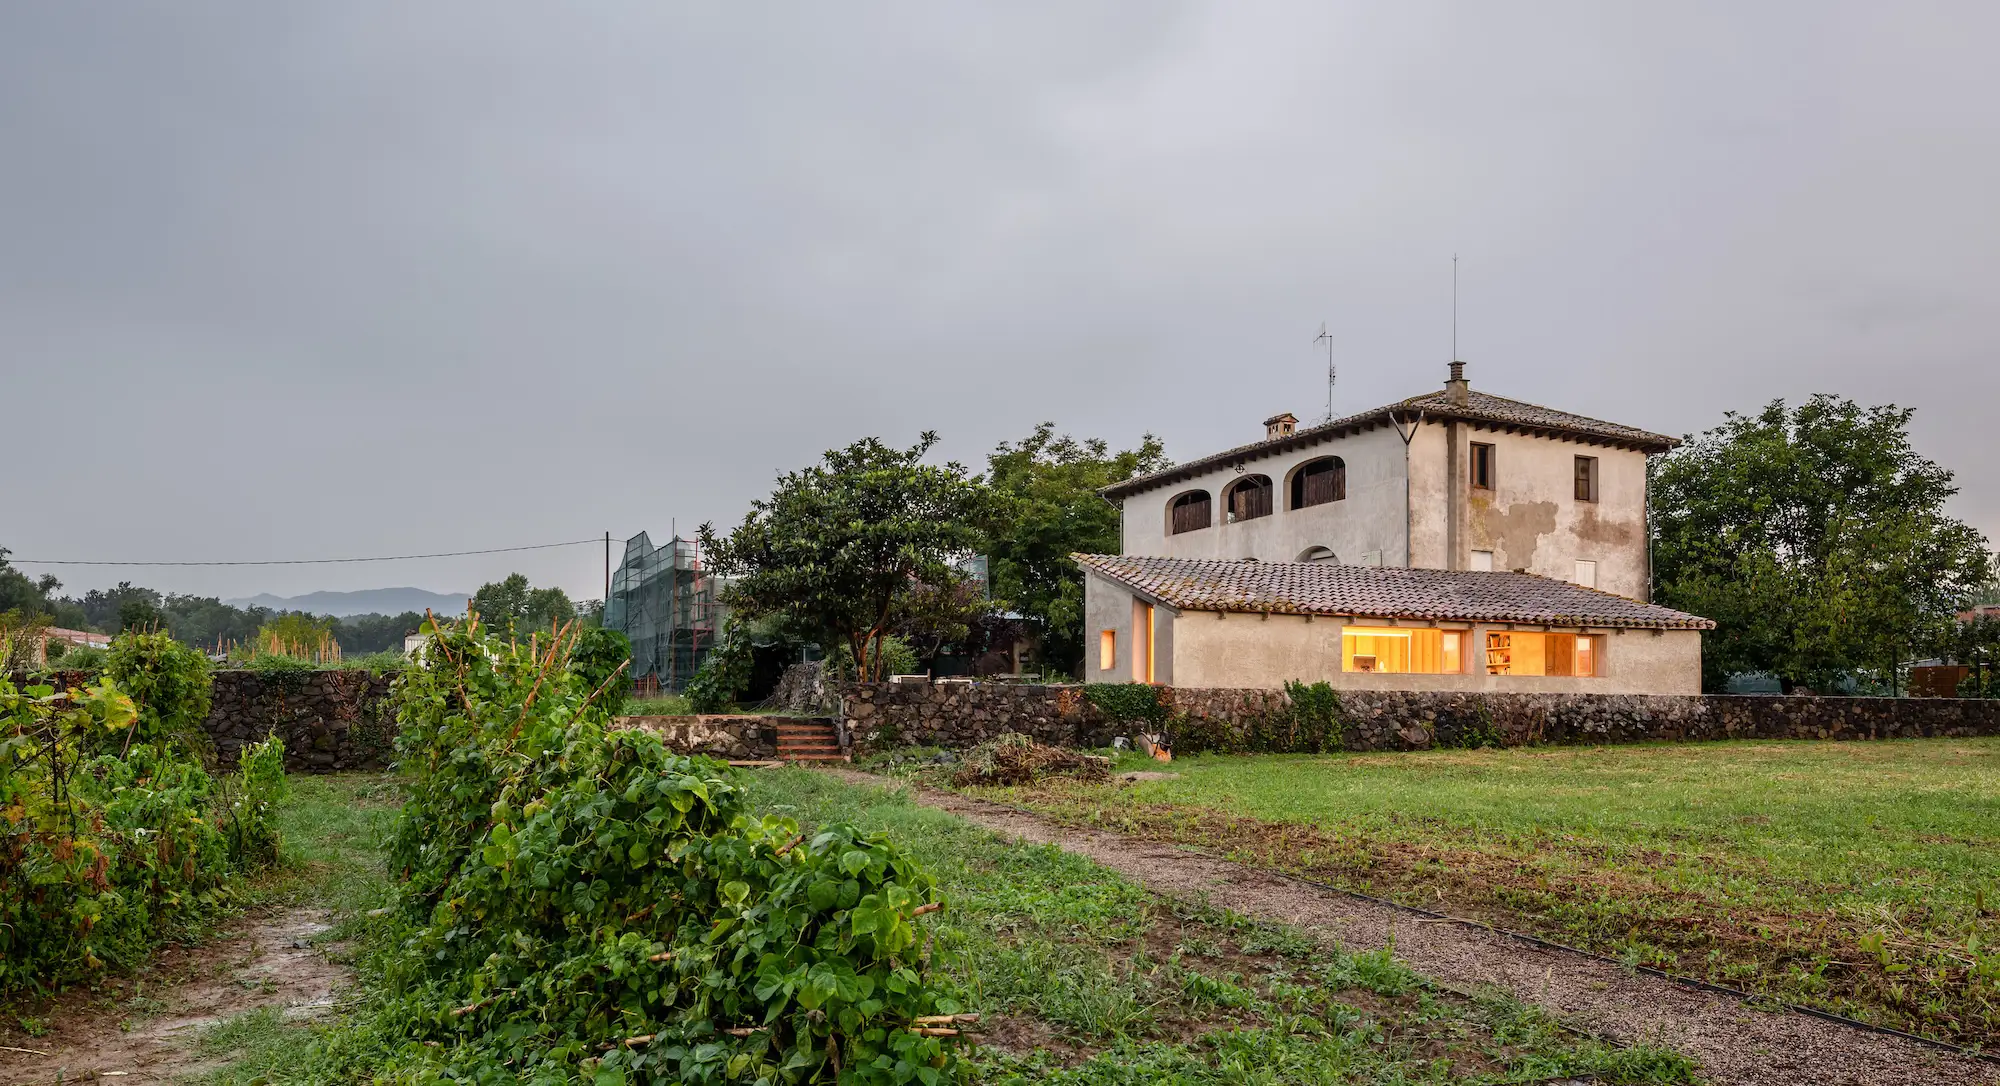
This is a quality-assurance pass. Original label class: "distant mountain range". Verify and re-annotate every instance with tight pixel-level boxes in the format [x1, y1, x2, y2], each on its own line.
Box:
[226, 588, 469, 618]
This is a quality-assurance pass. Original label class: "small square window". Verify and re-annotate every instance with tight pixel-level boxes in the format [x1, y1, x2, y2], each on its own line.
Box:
[1470, 549, 1493, 572]
[1574, 559, 1597, 588]
[1099, 630, 1116, 672]
[1470, 443, 1494, 489]
[1574, 455, 1598, 502]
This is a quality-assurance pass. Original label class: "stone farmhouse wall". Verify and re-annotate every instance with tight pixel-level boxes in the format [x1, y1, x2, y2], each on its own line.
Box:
[841, 681, 2000, 754]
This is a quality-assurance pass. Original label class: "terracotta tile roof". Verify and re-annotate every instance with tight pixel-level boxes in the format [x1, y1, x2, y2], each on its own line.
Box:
[1101, 385, 1678, 500]
[1074, 554, 1714, 630]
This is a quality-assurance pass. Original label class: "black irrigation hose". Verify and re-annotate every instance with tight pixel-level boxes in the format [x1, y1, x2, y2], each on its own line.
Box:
[938, 786, 1999, 1068]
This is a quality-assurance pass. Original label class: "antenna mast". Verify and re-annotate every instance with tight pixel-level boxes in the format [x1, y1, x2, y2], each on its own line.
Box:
[1314, 321, 1335, 422]
[1452, 254, 1459, 363]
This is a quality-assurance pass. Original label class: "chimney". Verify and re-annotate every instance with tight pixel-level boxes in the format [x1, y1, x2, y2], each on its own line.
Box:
[1264, 412, 1298, 440]
[1445, 360, 1469, 406]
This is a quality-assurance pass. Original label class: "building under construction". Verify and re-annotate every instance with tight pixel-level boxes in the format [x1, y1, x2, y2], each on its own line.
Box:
[602, 532, 722, 693]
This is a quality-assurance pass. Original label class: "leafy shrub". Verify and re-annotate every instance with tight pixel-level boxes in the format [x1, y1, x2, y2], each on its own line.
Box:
[339, 650, 410, 673]
[216, 734, 289, 867]
[685, 621, 753, 713]
[570, 624, 633, 716]
[104, 631, 212, 749]
[53, 644, 107, 673]
[0, 673, 281, 996]
[331, 616, 966, 1083]
[1083, 682, 1171, 730]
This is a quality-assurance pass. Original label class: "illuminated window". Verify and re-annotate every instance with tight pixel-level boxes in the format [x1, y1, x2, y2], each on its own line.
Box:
[1099, 630, 1116, 671]
[1342, 627, 1467, 674]
[1485, 632, 1603, 677]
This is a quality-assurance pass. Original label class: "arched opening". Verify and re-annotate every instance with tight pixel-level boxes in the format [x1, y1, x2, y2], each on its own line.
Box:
[1167, 490, 1212, 535]
[1225, 474, 1273, 522]
[1297, 546, 1338, 563]
[1290, 456, 1346, 509]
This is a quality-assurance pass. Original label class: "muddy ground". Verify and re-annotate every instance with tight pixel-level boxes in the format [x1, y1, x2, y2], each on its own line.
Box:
[0, 909, 349, 1085]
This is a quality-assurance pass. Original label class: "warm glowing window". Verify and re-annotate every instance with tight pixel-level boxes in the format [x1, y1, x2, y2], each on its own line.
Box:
[1485, 632, 1602, 677]
[1342, 627, 1466, 674]
[1099, 630, 1116, 671]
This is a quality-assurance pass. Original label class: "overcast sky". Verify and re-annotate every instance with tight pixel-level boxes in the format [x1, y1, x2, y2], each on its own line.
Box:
[4, 3, 1995, 604]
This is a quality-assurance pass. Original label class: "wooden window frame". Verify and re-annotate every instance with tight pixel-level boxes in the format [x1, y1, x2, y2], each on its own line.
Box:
[1574, 455, 1598, 502]
[1470, 442, 1495, 490]
[1289, 456, 1347, 509]
[1226, 475, 1274, 523]
[1168, 490, 1212, 535]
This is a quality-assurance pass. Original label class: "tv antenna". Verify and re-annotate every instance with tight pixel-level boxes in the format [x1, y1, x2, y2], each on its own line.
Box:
[1452, 254, 1459, 363]
[1314, 321, 1335, 422]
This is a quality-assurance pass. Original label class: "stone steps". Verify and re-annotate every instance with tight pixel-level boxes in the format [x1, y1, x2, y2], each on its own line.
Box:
[775, 720, 848, 763]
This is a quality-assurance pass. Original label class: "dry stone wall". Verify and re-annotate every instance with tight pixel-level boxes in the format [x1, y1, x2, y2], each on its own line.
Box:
[205, 669, 398, 771]
[840, 681, 2000, 754]
[615, 715, 779, 761]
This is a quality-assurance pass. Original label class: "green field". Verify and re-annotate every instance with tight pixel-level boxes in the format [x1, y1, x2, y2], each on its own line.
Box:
[948, 738, 2000, 1048]
[192, 769, 1696, 1085]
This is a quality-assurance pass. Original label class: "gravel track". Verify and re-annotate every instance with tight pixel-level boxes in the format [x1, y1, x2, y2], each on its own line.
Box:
[824, 769, 1997, 1086]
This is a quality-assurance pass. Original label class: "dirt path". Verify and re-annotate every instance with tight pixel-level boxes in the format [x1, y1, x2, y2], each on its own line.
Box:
[826, 770, 1998, 1086]
[0, 909, 350, 1085]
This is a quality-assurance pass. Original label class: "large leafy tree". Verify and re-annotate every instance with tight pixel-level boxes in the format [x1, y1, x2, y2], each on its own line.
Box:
[983, 423, 1168, 675]
[700, 433, 989, 682]
[471, 573, 575, 637]
[1652, 395, 1991, 692]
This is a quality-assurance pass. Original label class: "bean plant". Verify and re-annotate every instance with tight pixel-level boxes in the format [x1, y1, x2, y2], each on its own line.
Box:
[351, 616, 967, 1084]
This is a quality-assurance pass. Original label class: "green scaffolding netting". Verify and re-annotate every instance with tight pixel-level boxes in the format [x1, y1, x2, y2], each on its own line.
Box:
[602, 532, 720, 692]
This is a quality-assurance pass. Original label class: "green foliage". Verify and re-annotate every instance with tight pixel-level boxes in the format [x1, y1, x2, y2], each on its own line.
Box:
[1083, 683, 1171, 729]
[324, 618, 965, 1083]
[701, 432, 991, 682]
[54, 644, 107, 673]
[984, 425, 1170, 676]
[339, 650, 410, 673]
[0, 609, 51, 672]
[470, 571, 576, 638]
[827, 634, 921, 684]
[570, 624, 634, 716]
[1166, 682, 1345, 755]
[1450, 703, 1501, 749]
[104, 630, 213, 749]
[217, 735, 289, 867]
[685, 620, 754, 713]
[1652, 396, 1993, 691]
[0, 673, 280, 997]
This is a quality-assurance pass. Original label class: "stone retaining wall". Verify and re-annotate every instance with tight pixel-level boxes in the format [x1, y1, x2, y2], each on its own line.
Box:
[840, 681, 2000, 754]
[206, 669, 398, 771]
[615, 715, 780, 761]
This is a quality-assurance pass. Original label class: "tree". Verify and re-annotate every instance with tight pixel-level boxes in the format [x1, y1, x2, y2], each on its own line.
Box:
[983, 423, 1169, 675]
[1652, 396, 1992, 692]
[891, 571, 993, 668]
[699, 433, 989, 682]
[470, 574, 575, 637]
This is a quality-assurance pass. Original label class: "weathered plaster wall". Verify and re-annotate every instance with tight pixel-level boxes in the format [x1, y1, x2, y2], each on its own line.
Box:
[1163, 614, 1701, 695]
[840, 681, 2000, 755]
[1119, 425, 1412, 565]
[1452, 427, 1652, 599]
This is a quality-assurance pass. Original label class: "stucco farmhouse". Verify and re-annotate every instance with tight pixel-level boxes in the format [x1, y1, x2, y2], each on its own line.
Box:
[1084, 363, 1714, 694]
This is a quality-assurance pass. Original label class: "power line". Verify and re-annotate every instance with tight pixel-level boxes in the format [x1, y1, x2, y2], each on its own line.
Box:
[7, 538, 604, 568]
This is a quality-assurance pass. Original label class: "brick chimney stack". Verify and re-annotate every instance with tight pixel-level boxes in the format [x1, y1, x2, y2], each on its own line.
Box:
[1445, 360, 1469, 406]
[1264, 412, 1298, 440]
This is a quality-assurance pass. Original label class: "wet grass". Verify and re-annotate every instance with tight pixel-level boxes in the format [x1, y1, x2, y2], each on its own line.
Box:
[750, 768, 1699, 1084]
[944, 738, 2000, 1048]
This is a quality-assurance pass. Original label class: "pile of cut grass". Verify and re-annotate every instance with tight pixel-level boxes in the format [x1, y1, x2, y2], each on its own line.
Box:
[945, 738, 2000, 1048]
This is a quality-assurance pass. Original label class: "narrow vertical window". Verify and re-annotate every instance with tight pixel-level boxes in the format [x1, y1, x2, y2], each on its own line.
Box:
[1574, 455, 1598, 502]
[1099, 630, 1116, 672]
[1574, 559, 1597, 588]
[1576, 635, 1599, 678]
[1142, 604, 1156, 683]
[1470, 442, 1494, 489]
[1441, 630, 1463, 674]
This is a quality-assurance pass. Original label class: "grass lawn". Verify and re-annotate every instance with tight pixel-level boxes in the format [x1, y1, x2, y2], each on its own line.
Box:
[748, 768, 1696, 1084]
[939, 738, 2000, 1048]
[200, 768, 1697, 1085]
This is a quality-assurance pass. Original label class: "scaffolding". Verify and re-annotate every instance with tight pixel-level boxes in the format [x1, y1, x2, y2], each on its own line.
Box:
[602, 532, 722, 693]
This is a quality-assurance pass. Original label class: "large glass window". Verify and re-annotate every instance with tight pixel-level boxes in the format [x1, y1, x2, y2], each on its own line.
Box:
[1485, 632, 1602, 677]
[1342, 627, 1466, 674]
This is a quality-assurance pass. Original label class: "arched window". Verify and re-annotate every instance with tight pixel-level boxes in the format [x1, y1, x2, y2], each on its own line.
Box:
[1290, 456, 1346, 509]
[1297, 546, 1338, 563]
[1225, 474, 1273, 522]
[1168, 490, 1212, 535]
